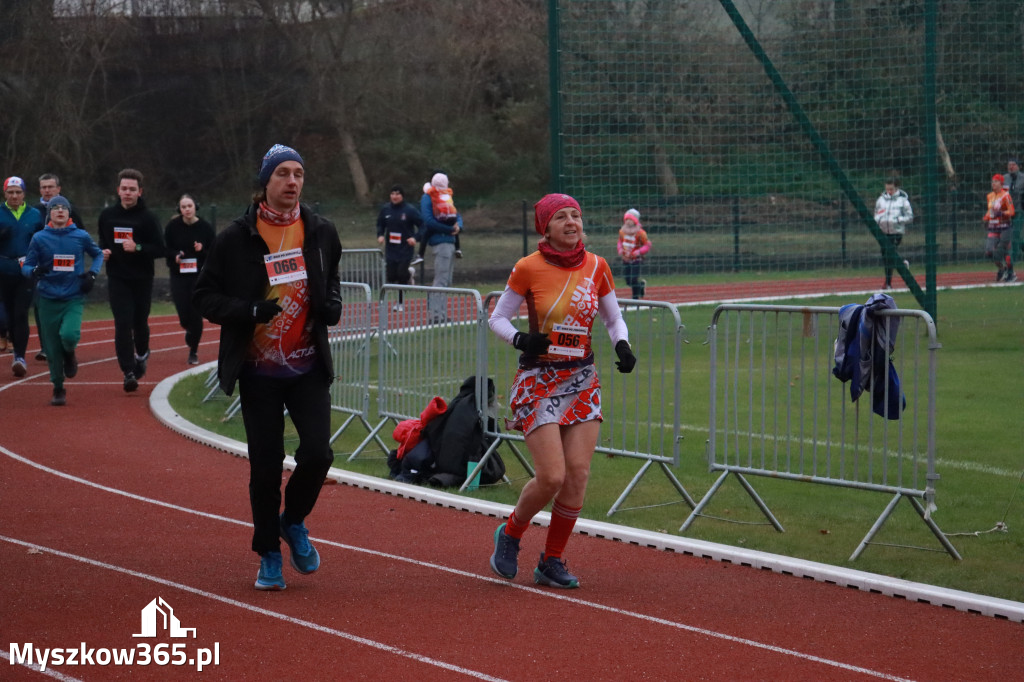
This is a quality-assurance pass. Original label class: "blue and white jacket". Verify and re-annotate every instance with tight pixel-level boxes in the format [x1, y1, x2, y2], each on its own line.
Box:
[21, 223, 104, 300]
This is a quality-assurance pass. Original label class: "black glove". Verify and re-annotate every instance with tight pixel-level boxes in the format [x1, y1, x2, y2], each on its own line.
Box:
[325, 296, 343, 326]
[614, 340, 636, 373]
[79, 271, 96, 294]
[512, 331, 552, 355]
[252, 297, 283, 323]
[31, 263, 52, 280]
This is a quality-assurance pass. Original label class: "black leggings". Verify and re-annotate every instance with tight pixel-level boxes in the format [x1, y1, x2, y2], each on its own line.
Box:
[107, 275, 153, 373]
[238, 368, 334, 555]
[169, 274, 204, 352]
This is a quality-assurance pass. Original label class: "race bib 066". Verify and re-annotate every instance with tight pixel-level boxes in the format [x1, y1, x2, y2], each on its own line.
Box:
[264, 248, 307, 285]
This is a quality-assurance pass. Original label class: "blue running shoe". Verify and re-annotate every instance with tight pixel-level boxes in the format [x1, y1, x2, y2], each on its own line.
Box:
[280, 514, 320, 574]
[255, 551, 286, 591]
[533, 553, 579, 589]
[489, 522, 520, 579]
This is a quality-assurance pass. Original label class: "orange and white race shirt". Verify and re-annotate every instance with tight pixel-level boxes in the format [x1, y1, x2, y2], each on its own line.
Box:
[249, 216, 315, 377]
[506, 250, 615, 362]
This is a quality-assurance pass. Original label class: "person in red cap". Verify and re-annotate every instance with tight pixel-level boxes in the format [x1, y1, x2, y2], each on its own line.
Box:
[486, 193, 636, 589]
[984, 173, 1016, 282]
[0, 176, 44, 377]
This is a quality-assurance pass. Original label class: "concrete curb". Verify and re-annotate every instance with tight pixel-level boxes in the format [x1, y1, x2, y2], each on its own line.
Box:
[151, 366, 1024, 622]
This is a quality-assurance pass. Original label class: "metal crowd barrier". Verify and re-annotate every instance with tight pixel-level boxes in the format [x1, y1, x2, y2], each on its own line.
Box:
[347, 284, 485, 461]
[681, 303, 960, 560]
[328, 283, 382, 451]
[338, 248, 386, 292]
[473, 293, 694, 504]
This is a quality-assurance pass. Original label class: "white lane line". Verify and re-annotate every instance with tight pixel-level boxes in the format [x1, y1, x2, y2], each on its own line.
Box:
[0, 535, 507, 682]
[0, 649, 83, 681]
[0, 445, 914, 681]
[0, 339, 216, 394]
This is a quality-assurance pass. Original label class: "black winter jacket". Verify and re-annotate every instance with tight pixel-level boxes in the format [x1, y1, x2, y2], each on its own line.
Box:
[97, 197, 165, 280]
[193, 203, 342, 395]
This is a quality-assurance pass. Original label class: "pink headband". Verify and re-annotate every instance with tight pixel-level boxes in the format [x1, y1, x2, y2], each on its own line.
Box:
[534, 194, 581, 235]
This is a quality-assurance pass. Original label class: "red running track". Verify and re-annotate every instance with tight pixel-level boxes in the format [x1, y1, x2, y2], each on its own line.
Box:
[1, 275, 1021, 681]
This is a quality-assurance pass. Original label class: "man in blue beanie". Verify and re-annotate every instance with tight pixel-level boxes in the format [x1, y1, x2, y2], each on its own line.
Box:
[22, 196, 103, 405]
[194, 144, 343, 591]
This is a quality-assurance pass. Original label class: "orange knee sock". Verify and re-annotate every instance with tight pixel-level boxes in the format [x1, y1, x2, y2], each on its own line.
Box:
[544, 499, 582, 559]
[504, 509, 530, 540]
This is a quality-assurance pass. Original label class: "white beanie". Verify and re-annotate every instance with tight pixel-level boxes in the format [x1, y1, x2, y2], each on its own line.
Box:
[623, 208, 641, 225]
[431, 173, 449, 190]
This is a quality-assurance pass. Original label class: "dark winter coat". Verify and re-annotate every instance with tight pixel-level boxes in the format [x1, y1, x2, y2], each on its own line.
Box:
[192, 203, 342, 395]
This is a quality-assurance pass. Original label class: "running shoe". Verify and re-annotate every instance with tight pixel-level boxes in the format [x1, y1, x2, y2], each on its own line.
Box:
[280, 514, 320, 574]
[12, 357, 27, 377]
[64, 350, 78, 378]
[489, 522, 520, 580]
[255, 551, 286, 591]
[187, 351, 199, 365]
[123, 371, 138, 393]
[533, 553, 579, 589]
[134, 351, 149, 380]
[51, 388, 66, 407]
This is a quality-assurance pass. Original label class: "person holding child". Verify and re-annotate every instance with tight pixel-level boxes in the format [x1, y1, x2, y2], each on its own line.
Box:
[21, 195, 103, 406]
[616, 208, 651, 300]
[420, 172, 463, 323]
[487, 193, 636, 589]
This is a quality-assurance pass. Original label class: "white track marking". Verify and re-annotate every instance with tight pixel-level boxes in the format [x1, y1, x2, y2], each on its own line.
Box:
[0, 445, 914, 681]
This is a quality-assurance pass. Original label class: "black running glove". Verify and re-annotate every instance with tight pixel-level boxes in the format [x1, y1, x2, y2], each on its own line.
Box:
[31, 263, 52, 280]
[512, 331, 552, 355]
[614, 340, 636, 373]
[252, 297, 283, 323]
[325, 280, 343, 326]
[79, 271, 97, 294]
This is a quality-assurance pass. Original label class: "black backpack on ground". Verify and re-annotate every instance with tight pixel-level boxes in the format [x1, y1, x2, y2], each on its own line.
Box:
[423, 376, 505, 488]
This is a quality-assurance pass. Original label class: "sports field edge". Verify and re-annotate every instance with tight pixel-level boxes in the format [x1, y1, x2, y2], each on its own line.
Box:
[150, 366, 1024, 623]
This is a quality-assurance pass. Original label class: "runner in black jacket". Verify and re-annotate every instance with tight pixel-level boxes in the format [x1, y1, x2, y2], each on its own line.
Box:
[193, 144, 342, 592]
[96, 168, 164, 392]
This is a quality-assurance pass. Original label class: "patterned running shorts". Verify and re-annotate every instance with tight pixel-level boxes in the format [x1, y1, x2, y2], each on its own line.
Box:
[507, 363, 602, 435]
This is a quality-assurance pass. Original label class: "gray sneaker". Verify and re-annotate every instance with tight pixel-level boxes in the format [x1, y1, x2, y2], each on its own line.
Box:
[533, 553, 579, 589]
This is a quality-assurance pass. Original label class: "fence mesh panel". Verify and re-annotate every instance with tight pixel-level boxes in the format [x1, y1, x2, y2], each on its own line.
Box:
[552, 1, 1024, 279]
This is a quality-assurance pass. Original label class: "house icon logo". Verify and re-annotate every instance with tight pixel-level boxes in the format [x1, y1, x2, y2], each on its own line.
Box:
[133, 597, 197, 639]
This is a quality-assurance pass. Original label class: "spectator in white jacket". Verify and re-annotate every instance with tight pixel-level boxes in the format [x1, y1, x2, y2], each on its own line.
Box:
[873, 178, 913, 290]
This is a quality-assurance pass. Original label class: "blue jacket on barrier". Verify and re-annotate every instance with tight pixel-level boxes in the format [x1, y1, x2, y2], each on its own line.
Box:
[832, 293, 906, 420]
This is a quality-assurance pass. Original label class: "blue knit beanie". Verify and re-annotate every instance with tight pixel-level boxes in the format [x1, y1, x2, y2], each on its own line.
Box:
[48, 195, 71, 211]
[258, 144, 304, 186]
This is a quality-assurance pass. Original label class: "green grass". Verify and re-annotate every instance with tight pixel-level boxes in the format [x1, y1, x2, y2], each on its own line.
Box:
[167, 282, 1024, 603]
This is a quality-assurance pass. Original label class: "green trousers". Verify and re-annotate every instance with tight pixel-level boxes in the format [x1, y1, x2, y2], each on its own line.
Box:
[36, 296, 84, 390]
